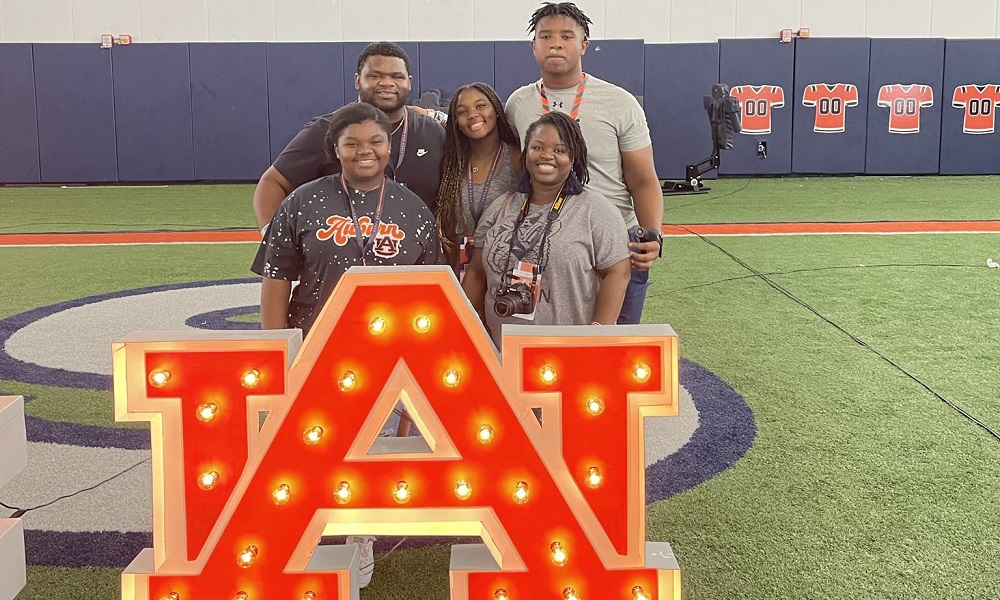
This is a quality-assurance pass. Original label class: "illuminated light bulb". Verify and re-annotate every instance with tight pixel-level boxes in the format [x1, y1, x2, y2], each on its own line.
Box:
[494, 590, 509, 600]
[562, 587, 580, 600]
[512, 481, 529, 504]
[455, 480, 472, 500]
[369, 316, 387, 335]
[165, 593, 180, 600]
[477, 424, 495, 444]
[198, 470, 219, 490]
[443, 369, 461, 387]
[334, 481, 352, 504]
[550, 541, 568, 566]
[539, 364, 557, 384]
[197, 402, 218, 422]
[413, 315, 431, 333]
[303, 592, 317, 600]
[586, 467, 603, 489]
[632, 362, 651, 383]
[631, 586, 650, 600]
[273, 483, 290, 505]
[237, 545, 258, 568]
[241, 368, 260, 388]
[585, 396, 604, 416]
[393, 480, 411, 504]
[338, 371, 356, 391]
[303, 426, 324, 444]
[149, 369, 171, 387]
[235, 593, 248, 600]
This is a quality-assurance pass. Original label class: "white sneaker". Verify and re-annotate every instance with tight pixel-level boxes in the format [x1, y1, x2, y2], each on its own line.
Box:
[346, 535, 375, 588]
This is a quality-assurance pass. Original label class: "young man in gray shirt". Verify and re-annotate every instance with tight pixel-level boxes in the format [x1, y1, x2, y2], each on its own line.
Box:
[505, 2, 663, 324]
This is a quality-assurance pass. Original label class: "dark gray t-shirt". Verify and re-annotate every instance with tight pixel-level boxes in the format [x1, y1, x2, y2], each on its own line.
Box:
[263, 175, 445, 333]
[273, 107, 445, 213]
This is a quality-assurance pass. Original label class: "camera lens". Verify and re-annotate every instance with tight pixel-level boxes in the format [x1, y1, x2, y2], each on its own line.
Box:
[494, 296, 517, 317]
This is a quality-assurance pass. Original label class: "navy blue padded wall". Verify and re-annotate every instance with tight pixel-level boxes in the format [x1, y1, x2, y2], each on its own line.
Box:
[494, 41, 539, 102]
[865, 39, 945, 174]
[33, 44, 118, 182]
[342, 42, 420, 109]
[719, 39, 795, 175]
[0, 44, 40, 183]
[939, 40, 1000, 174]
[418, 42, 494, 102]
[493, 39, 644, 102]
[190, 43, 270, 180]
[583, 39, 644, 96]
[644, 43, 720, 180]
[792, 38, 870, 174]
[266, 43, 345, 163]
[112, 44, 194, 181]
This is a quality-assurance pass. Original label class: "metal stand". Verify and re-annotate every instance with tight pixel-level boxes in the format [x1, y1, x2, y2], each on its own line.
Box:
[661, 150, 720, 195]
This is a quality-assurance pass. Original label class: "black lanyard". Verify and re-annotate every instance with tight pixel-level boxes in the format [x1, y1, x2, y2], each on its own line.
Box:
[339, 173, 386, 265]
[467, 145, 503, 223]
[387, 108, 410, 178]
[501, 188, 568, 282]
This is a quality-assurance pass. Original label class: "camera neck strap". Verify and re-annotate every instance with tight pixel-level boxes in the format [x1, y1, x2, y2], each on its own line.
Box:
[501, 187, 569, 284]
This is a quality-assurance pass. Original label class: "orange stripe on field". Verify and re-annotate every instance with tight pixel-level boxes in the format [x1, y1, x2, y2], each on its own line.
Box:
[662, 221, 1000, 236]
[0, 230, 260, 246]
[2, 221, 1000, 247]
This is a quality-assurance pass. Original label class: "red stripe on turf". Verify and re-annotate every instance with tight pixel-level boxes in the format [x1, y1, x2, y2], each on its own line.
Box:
[662, 221, 1000, 235]
[0, 231, 260, 245]
[2, 221, 1000, 246]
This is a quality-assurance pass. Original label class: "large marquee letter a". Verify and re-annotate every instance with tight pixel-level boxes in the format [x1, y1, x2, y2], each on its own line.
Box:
[116, 267, 681, 600]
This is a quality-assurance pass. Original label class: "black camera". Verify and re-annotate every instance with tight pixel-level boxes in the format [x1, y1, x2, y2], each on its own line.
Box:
[493, 282, 535, 317]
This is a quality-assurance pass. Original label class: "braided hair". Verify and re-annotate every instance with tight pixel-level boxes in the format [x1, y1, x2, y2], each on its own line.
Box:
[435, 83, 520, 262]
[527, 2, 593, 40]
[520, 111, 589, 194]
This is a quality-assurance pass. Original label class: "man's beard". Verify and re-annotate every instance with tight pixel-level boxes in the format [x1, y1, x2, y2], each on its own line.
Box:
[359, 88, 408, 115]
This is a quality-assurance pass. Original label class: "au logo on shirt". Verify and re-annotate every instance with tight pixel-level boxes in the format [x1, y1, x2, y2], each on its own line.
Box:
[317, 215, 406, 258]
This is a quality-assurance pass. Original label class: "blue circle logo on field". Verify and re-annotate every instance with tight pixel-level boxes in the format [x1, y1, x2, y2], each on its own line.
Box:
[0, 280, 756, 568]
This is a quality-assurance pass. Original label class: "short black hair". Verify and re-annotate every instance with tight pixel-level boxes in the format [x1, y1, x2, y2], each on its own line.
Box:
[324, 102, 392, 162]
[527, 2, 593, 40]
[522, 111, 589, 186]
[356, 41, 411, 75]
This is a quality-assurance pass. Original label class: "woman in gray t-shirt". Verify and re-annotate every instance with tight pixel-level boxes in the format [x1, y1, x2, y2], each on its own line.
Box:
[462, 112, 631, 349]
[435, 83, 520, 276]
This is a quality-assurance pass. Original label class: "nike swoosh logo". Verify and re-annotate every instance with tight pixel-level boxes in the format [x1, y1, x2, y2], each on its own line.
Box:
[416, 149, 428, 157]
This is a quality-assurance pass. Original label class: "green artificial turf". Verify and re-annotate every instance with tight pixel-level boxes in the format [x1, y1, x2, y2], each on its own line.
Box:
[4, 178, 1000, 599]
[16, 567, 120, 600]
[8, 381, 145, 429]
[0, 244, 255, 318]
[4, 176, 1000, 236]
[643, 233, 1000, 600]
[0, 184, 256, 233]
[662, 175, 1000, 224]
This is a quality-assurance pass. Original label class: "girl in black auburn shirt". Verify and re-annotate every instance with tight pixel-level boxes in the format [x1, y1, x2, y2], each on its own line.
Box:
[260, 102, 445, 334]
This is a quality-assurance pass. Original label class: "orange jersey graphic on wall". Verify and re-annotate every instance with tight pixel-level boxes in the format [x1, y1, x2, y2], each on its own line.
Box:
[801, 83, 859, 133]
[731, 85, 785, 134]
[877, 84, 934, 134]
[951, 84, 1000, 134]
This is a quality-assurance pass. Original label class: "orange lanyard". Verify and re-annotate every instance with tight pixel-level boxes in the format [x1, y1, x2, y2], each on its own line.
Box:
[540, 73, 587, 121]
